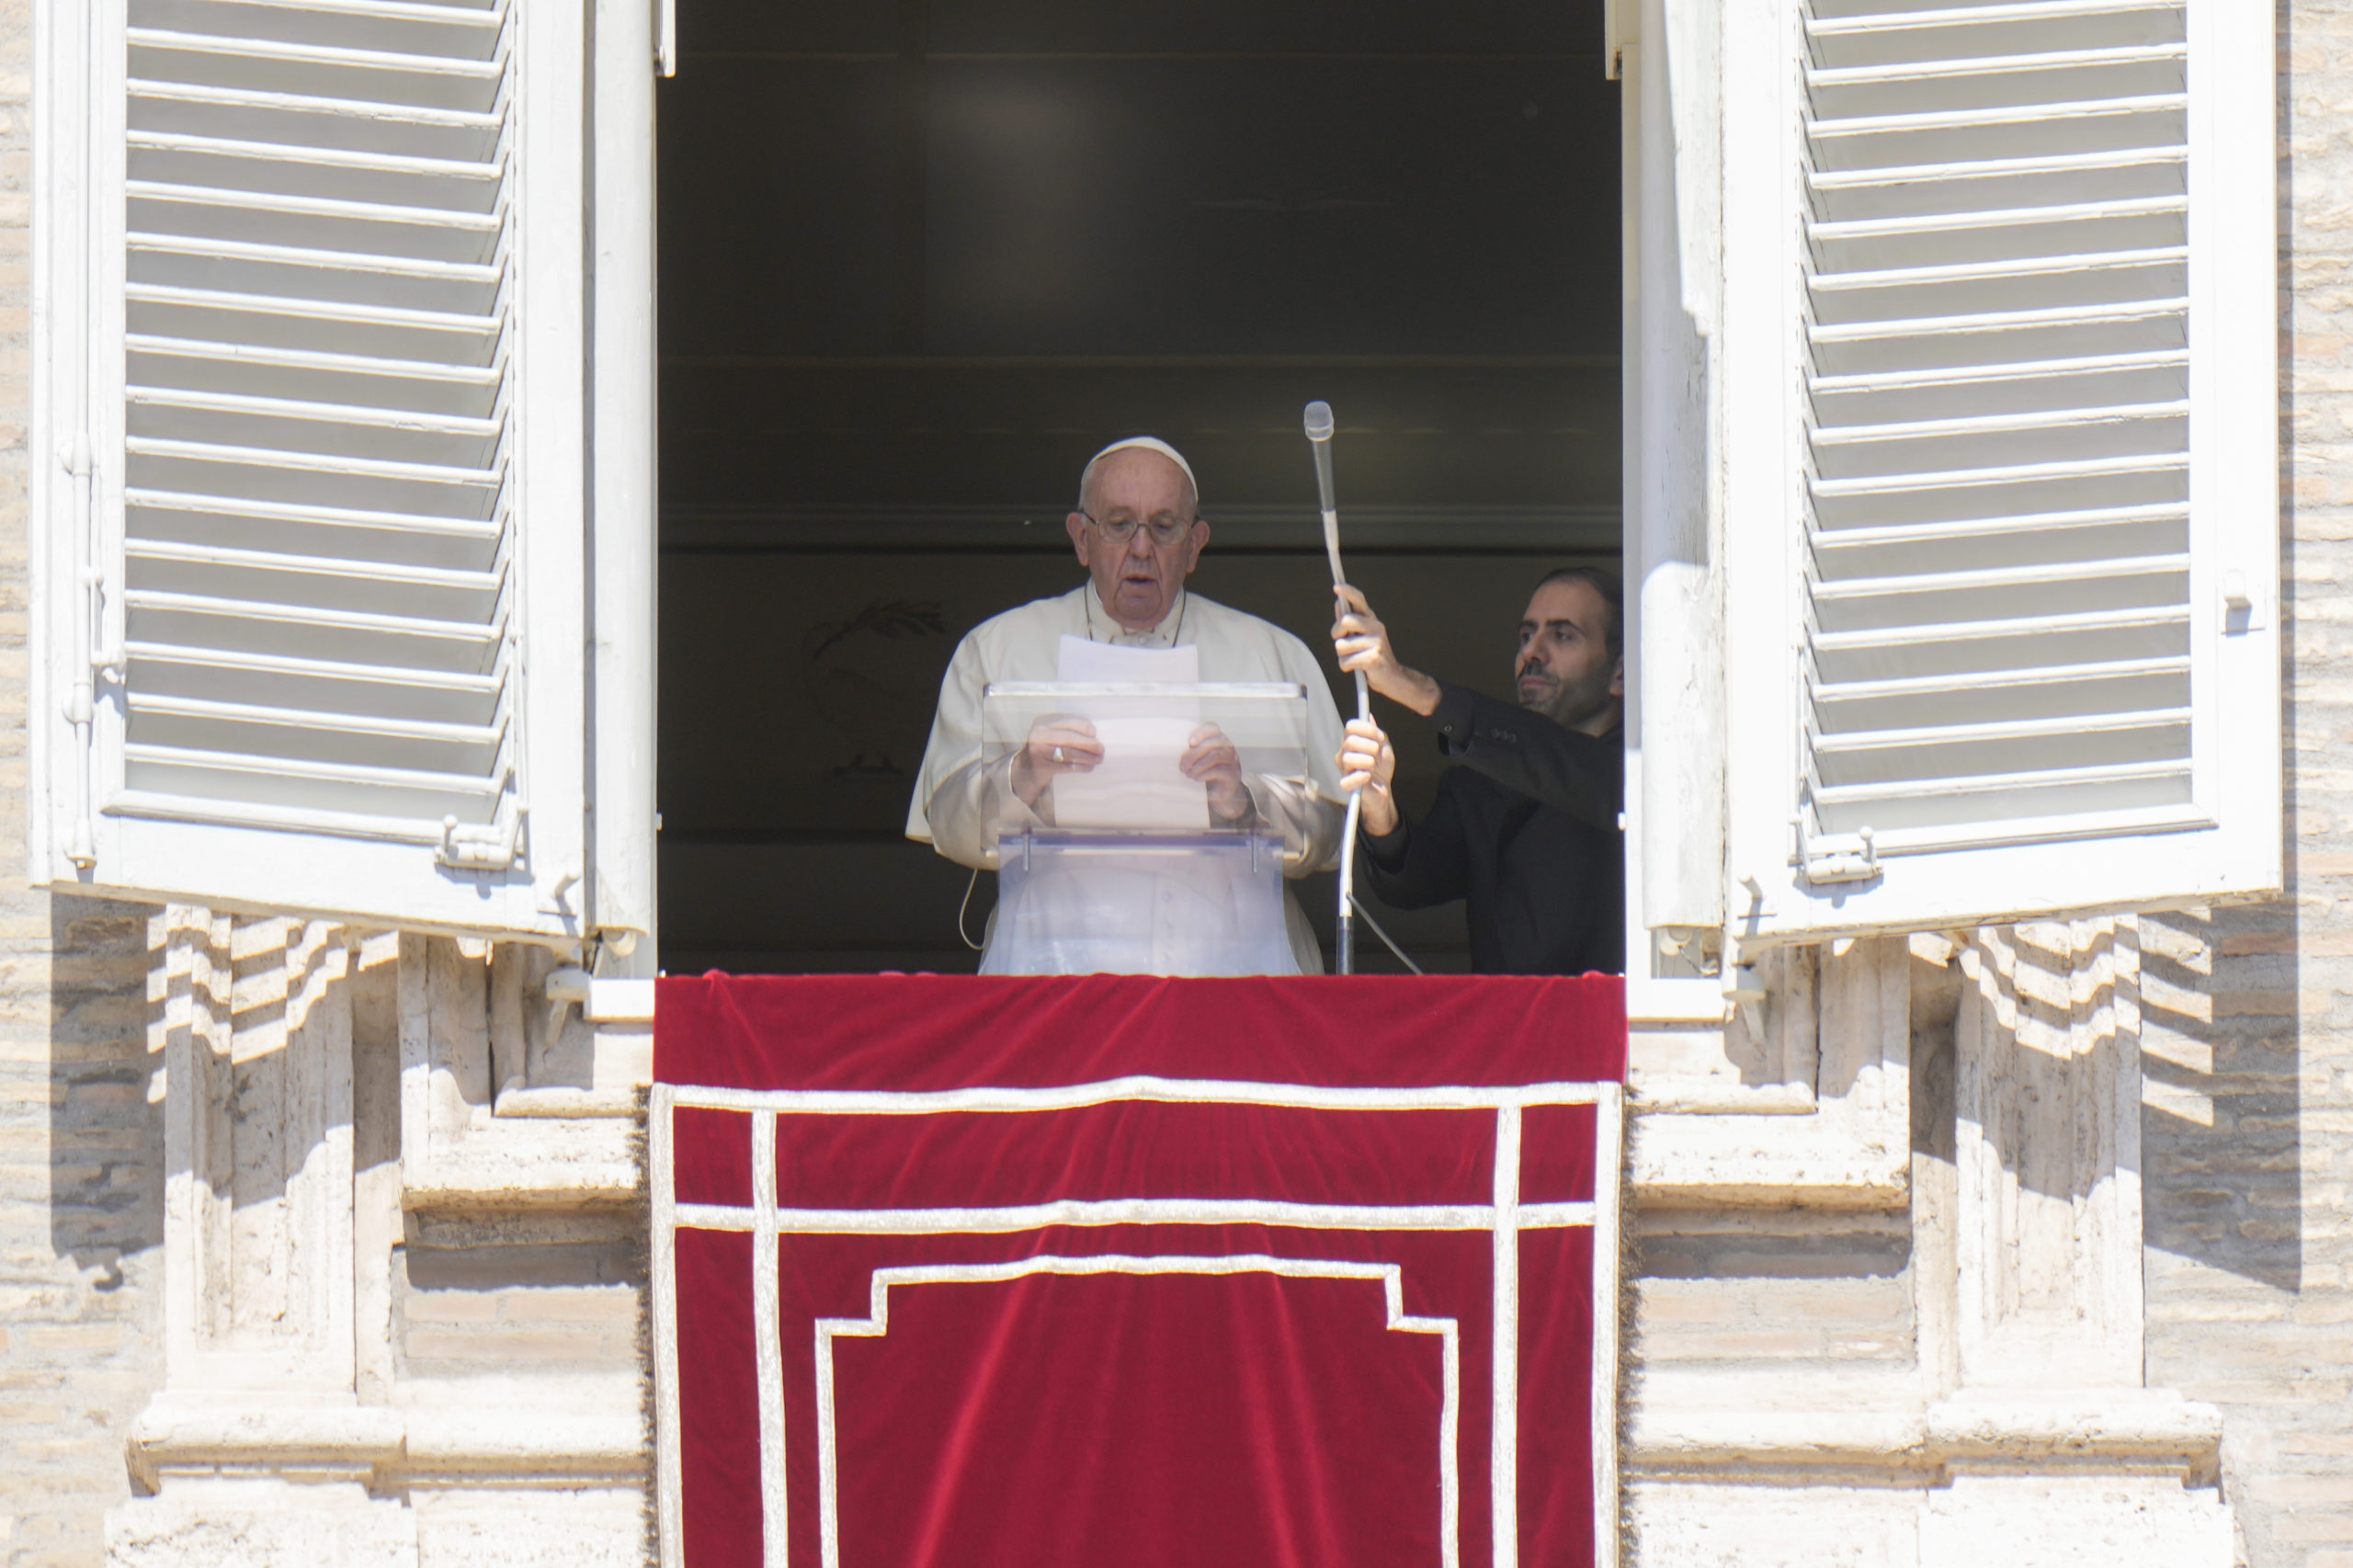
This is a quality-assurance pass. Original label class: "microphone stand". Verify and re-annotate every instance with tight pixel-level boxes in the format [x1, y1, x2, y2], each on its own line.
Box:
[1303, 401, 1365, 975]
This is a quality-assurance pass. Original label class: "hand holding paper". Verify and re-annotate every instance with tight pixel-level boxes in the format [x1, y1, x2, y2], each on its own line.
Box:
[1181, 722, 1252, 824]
[1013, 714, 1103, 809]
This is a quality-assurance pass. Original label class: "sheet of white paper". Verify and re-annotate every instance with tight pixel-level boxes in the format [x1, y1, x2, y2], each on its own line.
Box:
[1045, 636, 1209, 827]
[1055, 634, 1199, 684]
[1052, 715, 1208, 829]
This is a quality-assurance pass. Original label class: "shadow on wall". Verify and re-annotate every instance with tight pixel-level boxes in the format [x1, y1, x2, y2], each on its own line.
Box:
[47, 895, 162, 1282]
[1899, 902, 2297, 1296]
[2138, 903, 2302, 1294]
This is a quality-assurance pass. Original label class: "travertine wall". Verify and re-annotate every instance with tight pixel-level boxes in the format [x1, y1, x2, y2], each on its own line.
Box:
[2127, 8, 2353, 1562]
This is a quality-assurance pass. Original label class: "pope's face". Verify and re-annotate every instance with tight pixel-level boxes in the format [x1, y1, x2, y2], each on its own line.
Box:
[1065, 449, 1210, 632]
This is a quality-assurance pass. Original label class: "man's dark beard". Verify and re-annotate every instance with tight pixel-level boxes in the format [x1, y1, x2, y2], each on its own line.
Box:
[1518, 658, 1617, 732]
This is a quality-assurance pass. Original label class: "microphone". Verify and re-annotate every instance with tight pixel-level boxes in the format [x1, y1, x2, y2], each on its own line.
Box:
[1303, 402, 1343, 588]
[1303, 401, 1337, 520]
[1302, 399, 1365, 974]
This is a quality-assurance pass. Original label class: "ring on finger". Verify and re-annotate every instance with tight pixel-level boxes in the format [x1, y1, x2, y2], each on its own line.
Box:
[1051, 745, 1065, 764]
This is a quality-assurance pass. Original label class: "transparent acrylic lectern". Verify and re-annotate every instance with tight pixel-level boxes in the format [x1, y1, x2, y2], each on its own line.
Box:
[978, 681, 1313, 977]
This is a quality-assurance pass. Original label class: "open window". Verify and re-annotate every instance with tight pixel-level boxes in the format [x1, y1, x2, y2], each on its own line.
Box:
[652, 0, 1627, 975]
[31, 0, 653, 947]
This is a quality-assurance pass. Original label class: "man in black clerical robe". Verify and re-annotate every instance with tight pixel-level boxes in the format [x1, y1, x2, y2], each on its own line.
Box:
[1329, 569, 1624, 976]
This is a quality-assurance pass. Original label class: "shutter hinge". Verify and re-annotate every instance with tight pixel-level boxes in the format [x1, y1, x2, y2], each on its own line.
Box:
[1796, 820, 1881, 886]
[438, 805, 526, 871]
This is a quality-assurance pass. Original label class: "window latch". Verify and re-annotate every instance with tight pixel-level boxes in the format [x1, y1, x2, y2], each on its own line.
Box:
[438, 805, 526, 871]
[1797, 823, 1880, 886]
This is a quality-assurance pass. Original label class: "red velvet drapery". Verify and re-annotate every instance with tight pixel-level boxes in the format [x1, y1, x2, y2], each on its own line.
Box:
[654, 974, 1626, 1568]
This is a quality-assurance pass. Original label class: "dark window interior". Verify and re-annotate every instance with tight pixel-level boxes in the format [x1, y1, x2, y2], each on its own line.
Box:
[655, 0, 1621, 974]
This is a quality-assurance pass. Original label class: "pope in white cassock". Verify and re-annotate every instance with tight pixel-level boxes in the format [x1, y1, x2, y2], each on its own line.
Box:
[907, 436, 1348, 974]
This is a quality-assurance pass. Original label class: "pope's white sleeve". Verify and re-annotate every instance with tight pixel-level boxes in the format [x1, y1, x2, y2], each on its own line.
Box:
[921, 753, 1047, 870]
[1248, 776, 1346, 877]
[908, 630, 1044, 869]
[1254, 631, 1350, 876]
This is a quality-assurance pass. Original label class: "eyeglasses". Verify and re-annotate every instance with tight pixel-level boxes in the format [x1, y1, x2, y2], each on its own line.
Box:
[1082, 511, 1198, 548]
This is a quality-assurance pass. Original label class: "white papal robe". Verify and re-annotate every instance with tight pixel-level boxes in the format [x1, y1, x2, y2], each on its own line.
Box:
[907, 585, 1348, 974]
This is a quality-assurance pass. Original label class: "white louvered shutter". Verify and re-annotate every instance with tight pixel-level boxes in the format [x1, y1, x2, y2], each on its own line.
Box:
[1720, 0, 2279, 941]
[31, 0, 592, 937]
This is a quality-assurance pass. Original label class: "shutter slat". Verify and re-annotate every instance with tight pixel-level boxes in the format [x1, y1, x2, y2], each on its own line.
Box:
[128, 537, 502, 602]
[127, 179, 505, 233]
[1808, 762, 2193, 835]
[127, 284, 504, 365]
[127, 29, 506, 81]
[1812, 348, 2184, 392]
[1809, 552, 2188, 601]
[125, 436, 503, 488]
[129, 384, 500, 437]
[120, 744, 508, 824]
[1811, 246, 2186, 291]
[1807, 90, 2186, 140]
[127, 279, 500, 325]
[146, 0, 509, 33]
[125, 587, 505, 646]
[128, 335, 500, 384]
[1810, 142, 2184, 188]
[1810, 602, 2187, 651]
[128, 690, 505, 770]
[1809, 449, 2186, 497]
[1807, 192, 2186, 241]
[1808, 398, 2187, 444]
[129, 129, 503, 180]
[105, 790, 474, 845]
[1813, 499, 2185, 543]
[127, 641, 502, 702]
[129, 79, 501, 125]
[1813, 705, 2188, 756]
[1808, 45, 2185, 88]
[1809, 296, 2187, 341]
[1808, 3, 2187, 37]
[127, 489, 499, 540]
[128, 338, 502, 419]
[128, 232, 501, 287]
[1813, 656, 2189, 717]
[129, 689, 502, 742]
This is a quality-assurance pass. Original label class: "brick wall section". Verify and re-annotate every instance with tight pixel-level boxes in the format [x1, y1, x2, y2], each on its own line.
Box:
[0, 0, 170, 1557]
[2137, 7, 2353, 1565]
[2, 900, 156, 1568]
